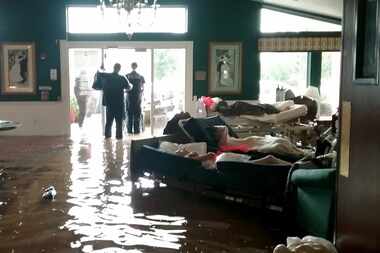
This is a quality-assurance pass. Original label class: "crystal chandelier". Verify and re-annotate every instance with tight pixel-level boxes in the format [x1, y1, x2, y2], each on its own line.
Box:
[98, 0, 159, 39]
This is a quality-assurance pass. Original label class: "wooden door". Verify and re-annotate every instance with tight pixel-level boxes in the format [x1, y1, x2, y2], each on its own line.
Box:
[336, 0, 380, 252]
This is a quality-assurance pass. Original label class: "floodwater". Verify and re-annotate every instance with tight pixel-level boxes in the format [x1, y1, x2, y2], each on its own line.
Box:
[0, 129, 285, 253]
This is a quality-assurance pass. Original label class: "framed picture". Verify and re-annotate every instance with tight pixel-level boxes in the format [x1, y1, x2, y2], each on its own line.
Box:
[0, 43, 36, 95]
[208, 42, 242, 95]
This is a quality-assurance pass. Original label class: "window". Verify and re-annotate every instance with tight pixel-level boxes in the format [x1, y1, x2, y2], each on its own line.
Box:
[67, 6, 188, 34]
[260, 9, 341, 33]
[320, 52, 341, 115]
[260, 52, 308, 103]
[259, 8, 342, 105]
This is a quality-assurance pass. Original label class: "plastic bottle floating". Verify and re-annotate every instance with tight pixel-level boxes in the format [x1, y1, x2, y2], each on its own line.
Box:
[41, 186, 57, 200]
[0, 169, 7, 183]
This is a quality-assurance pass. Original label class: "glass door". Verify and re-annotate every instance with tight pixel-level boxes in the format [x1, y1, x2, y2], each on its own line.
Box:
[69, 48, 104, 137]
[152, 48, 186, 136]
[64, 41, 192, 139]
[104, 48, 152, 136]
[101, 47, 186, 137]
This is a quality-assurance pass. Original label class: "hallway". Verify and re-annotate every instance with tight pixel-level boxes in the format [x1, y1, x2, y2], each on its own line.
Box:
[0, 131, 284, 252]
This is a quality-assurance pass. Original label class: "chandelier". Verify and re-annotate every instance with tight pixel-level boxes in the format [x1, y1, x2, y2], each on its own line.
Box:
[98, 0, 159, 39]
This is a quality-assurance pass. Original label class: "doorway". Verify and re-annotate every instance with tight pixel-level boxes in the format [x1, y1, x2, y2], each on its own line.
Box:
[61, 41, 193, 138]
[68, 48, 104, 137]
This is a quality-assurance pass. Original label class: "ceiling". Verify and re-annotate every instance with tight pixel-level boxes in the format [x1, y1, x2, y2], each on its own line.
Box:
[253, 0, 343, 19]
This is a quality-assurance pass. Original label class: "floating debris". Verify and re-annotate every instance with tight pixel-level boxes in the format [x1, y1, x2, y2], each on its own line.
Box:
[70, 241, 81, 249]
[0, 169, 7, 183]
[41, 186, 57, 200]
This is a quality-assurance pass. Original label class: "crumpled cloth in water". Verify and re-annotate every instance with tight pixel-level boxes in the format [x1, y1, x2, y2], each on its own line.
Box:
[273, 236, 337, 253]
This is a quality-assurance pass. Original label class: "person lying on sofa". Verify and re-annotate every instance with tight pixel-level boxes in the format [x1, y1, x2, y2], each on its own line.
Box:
[175, 147, 216, 161]
[159, 141, 217, 169]
[159, 140, 293, 170]
[174, 146, 291, 168]
[212, 125, 307, 159]
[175, 147, 216, 169]
[213, 100, 279, 116]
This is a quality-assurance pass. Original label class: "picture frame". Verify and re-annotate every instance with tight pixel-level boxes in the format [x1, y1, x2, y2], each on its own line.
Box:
[0, 43, 36, 95]
[208, 42, 242, 95]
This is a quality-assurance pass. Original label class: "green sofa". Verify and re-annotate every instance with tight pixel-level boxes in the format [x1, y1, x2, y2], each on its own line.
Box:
[130, 135, 293, 209]
[290, 167, 336, 239]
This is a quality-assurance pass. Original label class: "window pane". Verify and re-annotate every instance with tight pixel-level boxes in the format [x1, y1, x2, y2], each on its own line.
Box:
[67, 6, 188, 34]
[260, 52, 308, 103]
[320, 52, 341, 116]
[355, 0, 377, 79]
[260, 9, 341, 33]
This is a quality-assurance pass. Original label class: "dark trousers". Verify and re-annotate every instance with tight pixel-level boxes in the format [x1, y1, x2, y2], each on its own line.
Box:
[105, 107, 123, 139]
[76, 95, 88, 127]
[127, 105, 141, 134]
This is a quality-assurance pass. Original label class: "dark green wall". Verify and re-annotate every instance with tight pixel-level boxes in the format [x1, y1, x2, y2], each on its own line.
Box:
[0, 0, 66, 101]
[0, 0, 261, 101]
[189, 0, 261, 99]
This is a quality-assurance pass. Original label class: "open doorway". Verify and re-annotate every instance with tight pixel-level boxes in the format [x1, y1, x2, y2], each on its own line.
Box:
[105, 48, 186, 136]
[152, 49, 186, 135]
[68, 48, 104, 137]
[103, 48, 152, 137]
[64, 42, 193, 139]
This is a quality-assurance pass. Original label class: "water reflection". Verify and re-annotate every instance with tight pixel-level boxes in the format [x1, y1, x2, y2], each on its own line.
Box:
[0, 129, 281, 252]
[65, 137, 186, 251]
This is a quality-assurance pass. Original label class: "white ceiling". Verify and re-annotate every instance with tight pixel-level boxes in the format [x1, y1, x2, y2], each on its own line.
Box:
[254, 0, 343, 19]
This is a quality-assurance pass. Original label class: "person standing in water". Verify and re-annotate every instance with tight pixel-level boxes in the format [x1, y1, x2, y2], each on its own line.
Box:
[126, 62, 145, 134]
[74, 70, 91, 127]
[103, 63, 131, 140]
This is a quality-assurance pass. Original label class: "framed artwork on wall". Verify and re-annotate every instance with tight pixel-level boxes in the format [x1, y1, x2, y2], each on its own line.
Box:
[0, 43, 36, 95]
[208, 42, 242, 95]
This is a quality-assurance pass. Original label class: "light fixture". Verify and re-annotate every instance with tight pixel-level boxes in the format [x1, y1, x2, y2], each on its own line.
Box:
[98, 0, 159, 39]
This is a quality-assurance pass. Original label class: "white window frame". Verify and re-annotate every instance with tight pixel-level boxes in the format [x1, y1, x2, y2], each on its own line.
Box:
[260, 8, 342, 33]
[66, 5, 189, 34]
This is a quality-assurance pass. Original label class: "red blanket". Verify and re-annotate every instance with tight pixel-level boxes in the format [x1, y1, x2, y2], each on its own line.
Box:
[218, 144, 252, 154]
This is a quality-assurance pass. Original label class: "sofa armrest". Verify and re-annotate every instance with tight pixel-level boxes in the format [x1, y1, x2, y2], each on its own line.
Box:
[290, 168, 336, 239]
[217, 161, 291, 196]
[291, 169, 336, 189]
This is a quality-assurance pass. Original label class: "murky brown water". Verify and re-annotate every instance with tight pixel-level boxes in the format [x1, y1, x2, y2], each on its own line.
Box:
[0, 133, 285, 253]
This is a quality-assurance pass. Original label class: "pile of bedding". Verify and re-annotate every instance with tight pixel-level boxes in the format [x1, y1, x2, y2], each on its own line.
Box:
[200, 96, 308, 124]
[157, 115, 309, 171]
[158, 140, 294, 170]
[223, 100, 308, 124]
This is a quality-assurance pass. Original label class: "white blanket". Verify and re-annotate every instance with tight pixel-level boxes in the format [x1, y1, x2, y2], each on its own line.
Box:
[159, 141, 207, 155]
[240, 104, 307, 124]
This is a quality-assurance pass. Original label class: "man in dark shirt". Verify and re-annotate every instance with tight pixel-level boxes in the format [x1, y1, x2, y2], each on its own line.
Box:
[103, 63, 131, 140]
[126, 62, 145, 134]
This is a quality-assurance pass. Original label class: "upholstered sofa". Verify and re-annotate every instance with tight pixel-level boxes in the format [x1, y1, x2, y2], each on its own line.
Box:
[130, 133, 293, 209]
[289, 166, 336, 239]
[130, 115, 310, 209]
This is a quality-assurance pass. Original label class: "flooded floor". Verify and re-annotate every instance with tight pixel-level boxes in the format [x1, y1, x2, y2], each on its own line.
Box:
[0, 128, 286, 253]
